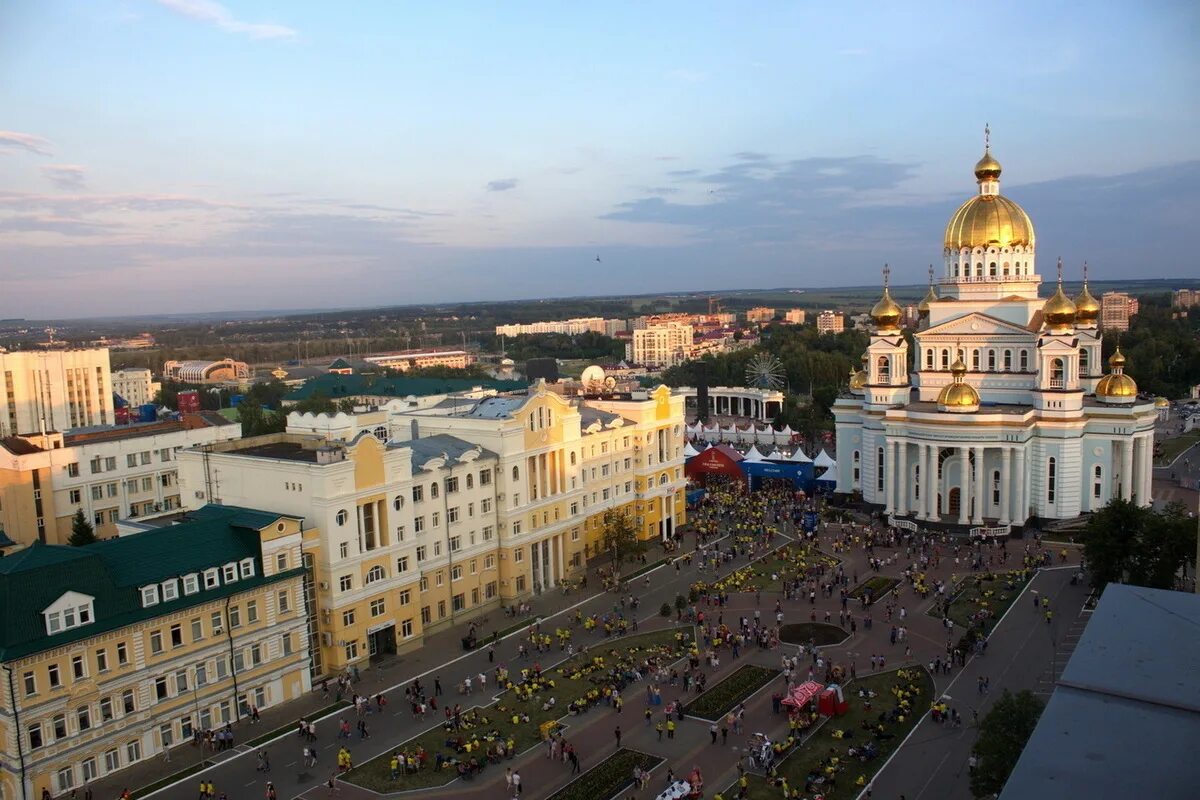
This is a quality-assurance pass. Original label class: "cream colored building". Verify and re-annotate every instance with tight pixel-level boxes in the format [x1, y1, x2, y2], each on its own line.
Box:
[816, 311, 845, 335]
[177, 383, 687, 677]
[362, 349, 475, 372]
[163, 358, 250, 385]
[627, 322, 694, 368]
[110, 368, 160, 408]
[0, 415, 241, 545]
[495, 317, 624, 337]
[746, 307, 776, 324]
[0, 348, 114, 437]
[784, 309, 807, 325]
[0, 506, 310, 798]
[1100, 291, 1137, 331]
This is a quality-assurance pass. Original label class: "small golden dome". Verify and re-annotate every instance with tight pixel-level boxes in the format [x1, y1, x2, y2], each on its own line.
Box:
[849, 367, 867, 392]
[918, 285, 938, 319]
[944, 194, 1035, 250]
[1154, 396, 1169, 408]
[1109, 347, 1126, 368]
[1095, 372, 1137, 400]
[975, 150, 1002, 181]
[1042, 283, 1077, 331]
[871, 287, 903, 333]
[938, 381, 981, 409]
[950, 354, 967, 375]
[1074, 278, 1100, 326]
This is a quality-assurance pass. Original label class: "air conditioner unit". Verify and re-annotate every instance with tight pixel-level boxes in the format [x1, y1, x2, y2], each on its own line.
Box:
[320, 632, 333, 646]
[319, 581, 329, 590]
[194, 491, 206, 499]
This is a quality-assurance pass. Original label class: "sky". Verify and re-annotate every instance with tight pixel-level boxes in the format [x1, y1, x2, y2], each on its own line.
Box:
[1, 1, 1197, 318]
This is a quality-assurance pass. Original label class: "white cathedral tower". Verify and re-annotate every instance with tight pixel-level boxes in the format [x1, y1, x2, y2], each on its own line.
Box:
[833, 133, 1157, 529]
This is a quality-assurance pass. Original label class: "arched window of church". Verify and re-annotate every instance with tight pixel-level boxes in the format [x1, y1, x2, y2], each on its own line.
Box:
[941, 349, 950, 369]
[1003, 350, 1012, 371]
[975, 263, 983, 278]
[1093, 465, 1103, 500]
[989, 262, 997, 277]
[972, 350, 980, 371]
[914, 464, 920, 500]
[1050, 359, 1065, 388]
[1002, 262, 1010, 276]
[1047, 458, 1057, 503]
[876, 356, 890, 384]
[1079, 349, 1089, 377]
[1020, 350, 1029, 371]
[926, 349, 934, 369]
[992, 470, 1001, 506]
[987, 350, 997, 371]
[852, 450, 860, 483]
[877, 448, 885, 492]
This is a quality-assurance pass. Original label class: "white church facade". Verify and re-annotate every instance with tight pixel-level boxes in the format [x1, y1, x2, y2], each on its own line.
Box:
[833, 138, 1157, 529]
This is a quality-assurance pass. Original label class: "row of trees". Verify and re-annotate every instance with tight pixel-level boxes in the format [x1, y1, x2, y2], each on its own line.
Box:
[1107, 297, 1200, 398]
[1081, 498, 1196, 592]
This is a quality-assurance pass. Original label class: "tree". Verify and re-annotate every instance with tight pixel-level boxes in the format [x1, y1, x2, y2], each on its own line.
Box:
[237, 399, 286, 438]
[969, 689, 1045, 798]
[1083, 498, 1196, 591]
[68, 509, 98, 546]
[599, 509, 643, 576]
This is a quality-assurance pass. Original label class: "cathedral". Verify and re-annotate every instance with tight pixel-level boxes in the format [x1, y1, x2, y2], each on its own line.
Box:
[833, 137, 1157, 530]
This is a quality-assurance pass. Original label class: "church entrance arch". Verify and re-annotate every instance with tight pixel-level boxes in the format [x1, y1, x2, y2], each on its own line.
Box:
[947, 488, 962, 517]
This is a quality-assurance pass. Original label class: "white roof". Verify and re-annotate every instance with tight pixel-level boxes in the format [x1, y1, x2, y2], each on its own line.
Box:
[767, 448, 785, 460]
[813, 449, 835, 468]
[815, 466, 834, 481]
[789, 448, 812, 463]
[742, 446, 765, 462]
[683, 442, 700, 458]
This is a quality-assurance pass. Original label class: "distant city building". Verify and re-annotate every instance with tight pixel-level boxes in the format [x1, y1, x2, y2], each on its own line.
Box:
[850, 312, 873, 332]
[0, 505, 310, 797]
[92, 332, 156, 350]
[282, 372, 525, 406]
[1172, 288, 1200, 309]
[494, 317, 624, 337]
[0, 348, 114, 436]
[627, 322, 694, 368]
[0, 413, 241, 545]
[816, 310, 844, 335]
[163, 358, 251, 384]
[784, 309, 807, 324]
[111, 367, 160, 407]
[745, 307, 776, 324]
[672, 385, 785, 421]
[362, 348, 474, 372]
[1100, 291, 1137, 331]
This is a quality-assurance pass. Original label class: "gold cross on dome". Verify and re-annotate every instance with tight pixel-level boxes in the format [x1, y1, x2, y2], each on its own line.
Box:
[984, 124, 991, 152]
[882, 263, 890, 288]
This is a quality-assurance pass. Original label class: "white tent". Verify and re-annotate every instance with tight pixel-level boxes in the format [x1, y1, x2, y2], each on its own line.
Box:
[766, 448, 786, 461]
[683, 441, 700, 458]
[737, 423, 756, 444]
[814, 466, 835, 482]
[789, 448, 813, 463]
[704, 423, 721, 441]
[813, 449, 835, 468]
[722, 424, 739, 443]
[742, 445, 765, 462]
[778, 424, 795, 441]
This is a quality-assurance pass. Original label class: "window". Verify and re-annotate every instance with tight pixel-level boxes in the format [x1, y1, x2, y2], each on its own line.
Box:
[100, 696, 114, 720]
[195, 662, 208, 687]
[150, 630, 163, 655]
[401, 619, 414, 638]
[125, 740, 141, 763]
[276, 553, 288, 571]
[175, 669, 188, 693]
[366, 565, 385, 584]
[339, 541, 349, 558]
[250, 644, 263, 666]
[28, 723, 44, 749]
[342, 609, 356, 627]
[23, 670, 36, 696]
[448, 506, 459, 523]
[485, 554, 495, 569]
[452, 593, 465, 612]
[211, 611, 224, 635]
[414, 516, 425, 533]
[161, 579, 179, 602]
[482, 525, 493, 541]
[416, 545, 427, 562]
[470, 559, 477, 575]
[155, 677, 168, 700]
[451, 565, 463, 581]
[514, 547, 524, 562]
[419, 577, 429, 592]
[68, 488, 81, 504]
[141, 585, 160, 607]
[168, 623, 182, 647]
[512, 466, 519, 482]
[512, 521, 522, 535]
[485, 581, 498, 599]
[481, 497, 491, 513]
[421, 605, 431, 624]
[344, 641, 359, 661]
[182, 574, 199, 594]
[432, 512, 441, 528]
[282, 633, 294, 655]
[246, 600, 259, 623]
[445, 476, 458, 493]
[449, 535, 461, 552]
[435, 571, 444, 587]
[159, 723, 173, 750]
[68, 462, 80, 477]
[104, 749, 120, 772]
[429, 482, 438, 499]
[479, 469, 491, 486]
[336, 509, 349, 526]
[203, 568, 220, 589]
[466, 473, 473, 489]
[396, 556, 410, 573]
[70, 654, 85, 679]
[222, 563, 237, 583]
[1047, 457, 1057, 504]
[278, 589, 291, 613]
[438, 600, 446, 618]
[96, 648, 109, 672]
[1020, 350, 1029, 371]
[240, 558, 255, 578]
[398, 589, 411, 606]
[370, 598, 386, 617]
[141, 476, 153, 492]
[338, 575, 353, 592]
[57, 766, 74, 792]
[117, 642, 129, 665]
[91, 485, 103, 502]
[393, 495, 404, 511]
[233, 651, 245, 672]
[127, 453, 138, 468]
[1003, 350, 1012, 371]
[412, 485, 423, 502]
[877, 448, 885, 492]
[1094, 465, 1103, 500]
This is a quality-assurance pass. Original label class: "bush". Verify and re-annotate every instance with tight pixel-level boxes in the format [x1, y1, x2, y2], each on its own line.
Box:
[547, 749, 663, 800]
[660, 602, 671, 617]
[684, 665, 779, 720]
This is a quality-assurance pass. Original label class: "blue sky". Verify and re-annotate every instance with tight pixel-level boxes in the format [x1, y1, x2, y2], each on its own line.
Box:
[1, 1, 1197, 317]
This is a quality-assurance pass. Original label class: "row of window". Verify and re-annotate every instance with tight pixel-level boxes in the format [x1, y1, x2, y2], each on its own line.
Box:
[81, 447, 176, 476]
[140, 558, 258, 608]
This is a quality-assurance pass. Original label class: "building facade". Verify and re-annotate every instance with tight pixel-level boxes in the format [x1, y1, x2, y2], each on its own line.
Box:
[627, 323, 694, 368]
[746, 307, 776, 324]
[1171, 288, 1200, 309]
[362, 349, 475, 372]
[163, 359, 250, 385]
[110, 368, 160, 408]
[672, 386, 785, 422]
[816, 311, 844, 335]
[0, 415, 241, 545]
[178, 383, 687, 677]
[833, 142, 1157, 528]
[1100, 291, 1137, 331]
[0, 349, 114, 437]
[0, 506, 310, 798]
[784, 309, 807, 325]
[495, 317, 625, 337]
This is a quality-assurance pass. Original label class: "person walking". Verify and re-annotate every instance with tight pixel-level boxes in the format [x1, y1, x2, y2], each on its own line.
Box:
[614, 726, 622, 748]
[511, 770, 521, 796]
[710, 722, 718, 744]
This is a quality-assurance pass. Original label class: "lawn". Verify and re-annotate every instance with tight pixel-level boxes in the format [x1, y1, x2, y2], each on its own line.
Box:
[725, 667, 936, 800]
[344, 626, 694, 791]
[931, 569, 1034, 630]
[546, 748, 664, 800]
[684, 664, 780, 720]
[695, 544, 841, 596]
[847, 576, 900, 605]
[1156, 429, 1200, 466]
[779, 623, 849, 648]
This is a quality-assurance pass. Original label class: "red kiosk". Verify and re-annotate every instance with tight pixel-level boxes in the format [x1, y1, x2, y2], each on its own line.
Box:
[817, 683, 850, 717]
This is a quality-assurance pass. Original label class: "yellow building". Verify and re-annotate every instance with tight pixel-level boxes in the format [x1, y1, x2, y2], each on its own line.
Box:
[0, 506, 310, 798]
[746, 307, 776, 324]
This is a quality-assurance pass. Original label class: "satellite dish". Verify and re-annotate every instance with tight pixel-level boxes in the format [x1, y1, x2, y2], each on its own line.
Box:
[604, 376, 617, 389]
[581, 365, 606, 385]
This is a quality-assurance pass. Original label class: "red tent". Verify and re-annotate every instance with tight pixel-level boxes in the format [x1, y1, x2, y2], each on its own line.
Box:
[684, 445, 745, 485]
[781, 681, 824, 709]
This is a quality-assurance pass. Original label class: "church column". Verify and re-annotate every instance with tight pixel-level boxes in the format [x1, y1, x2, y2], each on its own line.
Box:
[896, 441, 909, 516]
[1120, 439, 1134, 501]
[1013, 447, 1026, 524]
[883, 439, 895, 513]
[972, 446, 986, 525]
[1141, 434, 1155, 507]
[928, 445, 939, 519]
[915, 445, 928, 521]
[999, 447, 1012, 526]
[958, 446, 970, 526]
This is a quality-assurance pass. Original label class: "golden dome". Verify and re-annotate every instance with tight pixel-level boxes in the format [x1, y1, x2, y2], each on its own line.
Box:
[849, 366, 867, 392]
[950, 353, 968, 374]
[917, 268, 938, 319]
[1154, 396, 1169, 408]
[1109, 347, 1126, 368]
[1074, 266, 1100, 325]
[937, 350, 979, 412]
[871, 283, 903, 334]
[1042, 282, 1077, 332]
[975, 150, 1002, 181]
[944, 194, 1035, 250]
[1095, 346, 1137, 403]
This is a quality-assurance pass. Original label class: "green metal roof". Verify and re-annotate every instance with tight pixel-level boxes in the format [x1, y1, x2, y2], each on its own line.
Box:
[284, 372, 527, 402]
[0, 505, 302, 661]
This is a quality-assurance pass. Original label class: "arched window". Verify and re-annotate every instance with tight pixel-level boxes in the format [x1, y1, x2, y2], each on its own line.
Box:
[335, 509, 348, 526]
[992, 470, 1001, 505]
[1079, 349, 1089, 377]
[987, 350, 996, 371]
[1051, 359, 1065, 387]
[1020, 350, 1029, 371]
[430, 482, 439, 499]
[989, 262, 997, 277]
[372, 426, 387, 442]
[393, 496, 404, 511]
[926, 349, 934, 369]
[914, 464, 920, 500]
[512, 466, 520, 482]
[466, 473, 473, 489]
[852, 450, 860, 483]
[659, 474, 668, 486]
[366, 565, 385, 585]
[876, 356, 890, 384]
[1002, 262, 1010, 276]
[1047, 457, 1057, 503]
[972, 349, 981, 371]
[941, 349, 950, 369]
[877, 448, 885, 492]
[1003, 350, 1012, 371]
[975, 262, 983, 277]
[1093, 465, 1103, 500]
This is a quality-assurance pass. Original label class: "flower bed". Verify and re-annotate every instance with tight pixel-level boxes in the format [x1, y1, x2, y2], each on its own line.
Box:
[344, 626, 694, 791]
[778, 623, 849, 648]
[693, 544, 840, 596]
[684, 664, 780, 720]
[546, 748, 663, 800]
[931, 568, 1034, 630]
[847, 576, 899, 604]
[724, 667, 935, 800]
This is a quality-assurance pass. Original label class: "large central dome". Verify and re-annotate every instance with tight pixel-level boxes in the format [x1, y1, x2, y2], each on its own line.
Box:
[943, 147, 1035, 251]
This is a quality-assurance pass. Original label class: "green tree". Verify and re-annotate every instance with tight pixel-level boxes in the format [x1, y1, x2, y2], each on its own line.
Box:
[600, 509, 643, 575]
[1083, 498, 1196, 591]
[969, 689, 1045, 798]
[237, 399, 286, 438]
[68, 509, 98, 546]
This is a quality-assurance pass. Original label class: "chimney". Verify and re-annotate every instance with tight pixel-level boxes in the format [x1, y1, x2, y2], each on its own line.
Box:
[410, 419, 419, 440]
[315, 446, 344, 465]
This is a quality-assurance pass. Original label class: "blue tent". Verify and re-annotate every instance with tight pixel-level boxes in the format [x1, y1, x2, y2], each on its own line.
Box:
[741, 459, 816, 493]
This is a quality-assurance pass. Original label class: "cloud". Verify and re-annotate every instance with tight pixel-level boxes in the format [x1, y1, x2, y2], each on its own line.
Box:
[0, 191, 235, 215]
[154, 0, 297, 40]
[485, 178, 519, 192]
[41, 164, 86, 190]
[0, 216, 113, 237]
[0, 131, 52, 156]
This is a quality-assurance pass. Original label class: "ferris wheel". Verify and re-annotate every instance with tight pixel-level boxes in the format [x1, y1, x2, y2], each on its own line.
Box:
[745, 352, 785, 390]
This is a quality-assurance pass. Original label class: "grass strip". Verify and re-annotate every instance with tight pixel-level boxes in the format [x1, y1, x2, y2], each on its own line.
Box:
[847, 576, 899, 604]
[684, 664, 780, 721]
[778, 623, 849, 648]
[546, 748, 664, 800]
